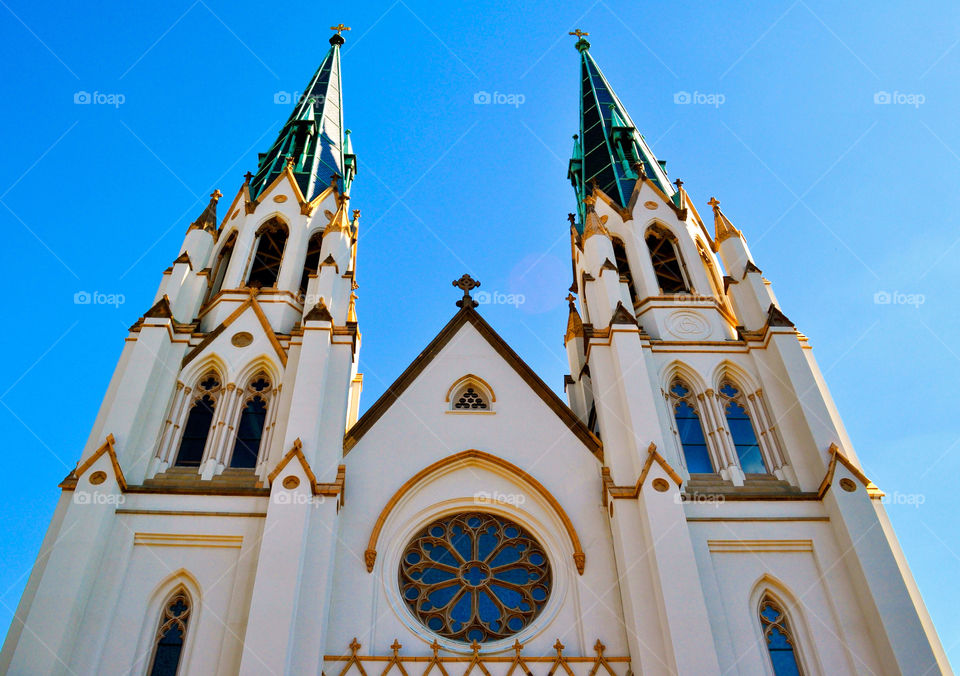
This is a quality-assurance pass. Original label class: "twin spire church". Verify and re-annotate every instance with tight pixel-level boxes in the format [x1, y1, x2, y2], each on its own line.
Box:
[1, 28, 950, 676]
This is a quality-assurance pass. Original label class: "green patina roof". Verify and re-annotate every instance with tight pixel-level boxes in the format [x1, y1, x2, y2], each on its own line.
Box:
[249, 34, 357, 202]
[568, 38, 673, 231]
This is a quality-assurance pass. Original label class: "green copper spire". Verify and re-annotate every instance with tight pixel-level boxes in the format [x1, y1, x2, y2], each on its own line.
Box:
[249, 31, 357, 202]
[568, 37, 673, 229]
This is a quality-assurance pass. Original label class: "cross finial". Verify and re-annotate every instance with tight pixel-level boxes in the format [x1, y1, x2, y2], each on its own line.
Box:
[708, 197, 721, 210]
[569, 29, 589, 38]
[331, 23, 350, 35]
[243, 171, 254, 183]
[452, 274, 481, 308]
[567, 213, 576, 227]
[211, 190, 222, 200]
[566, 293, 576, 305]
[674, 178, 684, 190]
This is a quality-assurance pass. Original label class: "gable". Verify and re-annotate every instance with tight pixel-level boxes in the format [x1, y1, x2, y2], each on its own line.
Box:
[344, 306, 601, 457]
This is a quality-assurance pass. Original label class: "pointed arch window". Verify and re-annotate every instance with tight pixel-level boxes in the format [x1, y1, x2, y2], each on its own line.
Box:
[247, 218, 288, 288]
[612, 237, 639, 305]
[447, 376, 494, 412]
[645, 227, 689, 294]
[230, 376, 271, 468]
[147, 588, 191, 676]
[298, 231, 324, 302]
[174, 375, 220, 467]
[719, 382, 766, 474]
[697, 240, 724, 301]
[759, 596, 804, 676]
[669, 380, 712, 473]
[208, 231, 237, 301]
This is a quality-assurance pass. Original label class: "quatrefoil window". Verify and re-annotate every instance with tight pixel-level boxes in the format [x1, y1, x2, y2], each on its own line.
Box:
[399, 512, 551, 643]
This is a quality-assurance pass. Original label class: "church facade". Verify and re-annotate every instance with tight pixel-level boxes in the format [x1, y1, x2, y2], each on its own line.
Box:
[1, 29, 951, 676]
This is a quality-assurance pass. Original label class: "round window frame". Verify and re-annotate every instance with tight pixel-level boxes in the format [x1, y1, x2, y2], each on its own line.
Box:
[381, 499, 568, 654]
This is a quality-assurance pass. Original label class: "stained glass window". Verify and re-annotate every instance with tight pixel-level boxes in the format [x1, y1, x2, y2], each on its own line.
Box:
[399, 512, 551, 643]
[148, 589, 190, 676]
[670, 381, 712, 473]
[175, 395, 215, 467]
[230, 394, 267, 469]
[719, 382, 766, 474]
[759, 596, 803, 676]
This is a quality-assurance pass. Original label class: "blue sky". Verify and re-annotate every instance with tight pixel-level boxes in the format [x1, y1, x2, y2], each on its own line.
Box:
[1, 0, 959, 663]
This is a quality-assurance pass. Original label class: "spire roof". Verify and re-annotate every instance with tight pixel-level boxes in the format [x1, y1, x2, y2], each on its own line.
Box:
[569, 39, 673, 228]
[249, 33, 357, 203]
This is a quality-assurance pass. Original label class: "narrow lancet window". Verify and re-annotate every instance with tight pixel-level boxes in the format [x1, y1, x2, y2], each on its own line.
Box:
[298, 231, 324, 301]
[230, 377, 270, 468]
[612, 237, 639, 305]
[247, 218, 288, 288]
[720, 382, 766, 473]
[147, 589, 191, 676]
[670, 380, 712, 473]
[759, 596, 803, 676]
[208, 231, 236, 301]
[645, 228, 689, 294]
[175, 395, 215, 467]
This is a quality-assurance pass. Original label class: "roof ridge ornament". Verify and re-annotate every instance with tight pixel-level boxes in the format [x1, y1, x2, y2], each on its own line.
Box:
[452, 274, 481, 308]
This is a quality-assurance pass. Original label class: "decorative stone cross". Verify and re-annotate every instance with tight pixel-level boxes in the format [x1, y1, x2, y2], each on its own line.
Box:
[708, 197, 721, 210]
[452, 274, 481, 308]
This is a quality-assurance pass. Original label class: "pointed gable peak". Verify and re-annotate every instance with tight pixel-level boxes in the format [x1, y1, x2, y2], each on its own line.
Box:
[570, 39, 674, 229]
[344, 301, 601, 457]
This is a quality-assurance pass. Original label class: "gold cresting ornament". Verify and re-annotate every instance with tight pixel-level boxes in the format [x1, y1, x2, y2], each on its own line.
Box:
[330, 24, 351, 35]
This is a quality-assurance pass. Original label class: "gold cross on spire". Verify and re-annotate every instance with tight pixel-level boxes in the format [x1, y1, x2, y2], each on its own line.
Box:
[330, 23, 351, 35]
[569, 29, 589, 38]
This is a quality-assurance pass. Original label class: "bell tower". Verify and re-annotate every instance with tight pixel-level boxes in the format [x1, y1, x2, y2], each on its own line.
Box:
[562, 32, 950, 676]
[0, 27, 362, 676]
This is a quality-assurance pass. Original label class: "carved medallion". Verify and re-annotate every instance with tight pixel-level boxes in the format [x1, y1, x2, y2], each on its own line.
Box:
[282, 475, 300, 489]
[644, 201, 658, 210]
[665, 311, 710, 340]
[231, 331, 254, 347]
[273, 195, 287, 203]
[89, 471, 107, 485]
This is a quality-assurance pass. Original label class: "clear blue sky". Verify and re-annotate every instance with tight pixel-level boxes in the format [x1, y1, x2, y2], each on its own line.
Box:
[1, 0, 958, 663]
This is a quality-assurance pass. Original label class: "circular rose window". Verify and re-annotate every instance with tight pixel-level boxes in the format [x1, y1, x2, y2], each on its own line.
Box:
[399, 512, 551, 643]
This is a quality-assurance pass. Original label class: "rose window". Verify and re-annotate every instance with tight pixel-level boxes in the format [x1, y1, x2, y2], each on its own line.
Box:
[399, 512, 551, 642]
